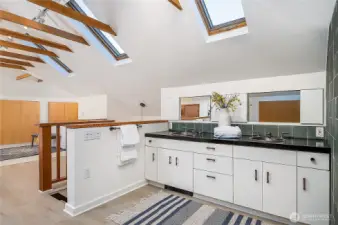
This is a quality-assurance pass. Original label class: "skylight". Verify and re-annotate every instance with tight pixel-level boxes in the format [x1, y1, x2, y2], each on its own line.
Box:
[196, 0, 247, 36]
[66, 0, 129, 61]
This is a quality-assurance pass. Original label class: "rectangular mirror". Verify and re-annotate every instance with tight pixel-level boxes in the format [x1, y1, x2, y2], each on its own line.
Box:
[180, 96, 211, 121]
[248, 91, 300, 123]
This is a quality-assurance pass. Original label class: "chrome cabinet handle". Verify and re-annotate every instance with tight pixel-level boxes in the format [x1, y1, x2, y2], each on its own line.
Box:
[206, 175, 216, 179]
[152, 153, 155, 162]
[206, 158, 216, 162]
[206, 147, 215, 151]
[266, 172, 270, 184]
[303, 178, 306, 191]
[255, 169, 258, 181]
[169, 156, 172, 164]
[175, 157, 178, 166]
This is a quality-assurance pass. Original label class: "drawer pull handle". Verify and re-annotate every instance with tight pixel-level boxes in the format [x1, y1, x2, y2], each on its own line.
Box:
[175, 157, 179, 166]
[169, 156, 172, 164]
[267, 172, 270, 184]
[206, 158, 216, 162]
[255, 169, 258, 181]
[206, 147, 215, 151]
[310, 157, 316, 163]
[206, 175, 216, 179]
[152, 153, 155, 162]
[303, 178, 306, 191]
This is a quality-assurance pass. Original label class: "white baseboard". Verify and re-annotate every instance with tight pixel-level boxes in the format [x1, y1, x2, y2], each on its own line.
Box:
[64, 180, 147, 217]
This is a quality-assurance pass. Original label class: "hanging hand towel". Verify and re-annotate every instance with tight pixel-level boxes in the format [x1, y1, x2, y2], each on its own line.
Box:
[120, 125, 140, 162]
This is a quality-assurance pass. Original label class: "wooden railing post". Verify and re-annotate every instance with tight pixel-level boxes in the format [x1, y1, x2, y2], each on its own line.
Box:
[39, 125, 52, 191]
[56, 125, 61, 181]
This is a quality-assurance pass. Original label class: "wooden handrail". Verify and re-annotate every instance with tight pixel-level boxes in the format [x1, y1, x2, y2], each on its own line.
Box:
[66, 120, 169, 129]
[37, 119, 115, 127]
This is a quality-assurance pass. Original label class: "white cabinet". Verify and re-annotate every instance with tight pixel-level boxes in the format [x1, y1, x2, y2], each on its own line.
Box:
[262, 163, 296, 218]
[145, 146, 158, 182]
[297, 168, 330, 225]
[234, 159, 263, 211]
[158, 148, 193, 191]
[300, 89, 324, 124]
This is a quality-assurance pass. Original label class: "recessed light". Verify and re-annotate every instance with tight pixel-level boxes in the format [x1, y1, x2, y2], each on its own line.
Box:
[23, 26, 28, 30]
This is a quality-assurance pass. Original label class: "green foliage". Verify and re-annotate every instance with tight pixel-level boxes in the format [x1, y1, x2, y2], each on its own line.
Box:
[211, 92, 242, 112]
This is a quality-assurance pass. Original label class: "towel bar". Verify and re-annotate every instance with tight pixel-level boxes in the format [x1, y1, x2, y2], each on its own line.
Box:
[109, 124, 142, 131]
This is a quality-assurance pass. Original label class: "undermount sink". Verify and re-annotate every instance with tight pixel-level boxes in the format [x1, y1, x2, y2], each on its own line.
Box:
[250, 136, 284, 143]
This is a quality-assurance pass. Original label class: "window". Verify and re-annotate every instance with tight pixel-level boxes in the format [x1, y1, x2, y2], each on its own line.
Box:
[67, 0, 128, 61]
[35, 43, 73, 73]
[196, 0, 247, 36]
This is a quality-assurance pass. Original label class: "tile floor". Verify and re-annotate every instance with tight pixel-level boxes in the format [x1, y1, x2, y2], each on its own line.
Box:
[0, 159, 284, 225]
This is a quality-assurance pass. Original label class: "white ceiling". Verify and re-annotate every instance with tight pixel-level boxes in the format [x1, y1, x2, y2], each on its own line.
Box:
[0, 0, 335, 117]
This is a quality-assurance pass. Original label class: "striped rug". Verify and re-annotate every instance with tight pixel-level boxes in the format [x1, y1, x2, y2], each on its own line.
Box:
[106, 192, 265, 225]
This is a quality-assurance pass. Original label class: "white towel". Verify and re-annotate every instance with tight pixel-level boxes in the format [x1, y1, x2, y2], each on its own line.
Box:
[119, 125, 140, 162]
[120, 125, 140, 146]
[214, 126, 242, 138]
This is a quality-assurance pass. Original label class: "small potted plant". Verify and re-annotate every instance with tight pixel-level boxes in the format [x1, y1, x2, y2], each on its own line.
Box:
[211, 92, 241, 126]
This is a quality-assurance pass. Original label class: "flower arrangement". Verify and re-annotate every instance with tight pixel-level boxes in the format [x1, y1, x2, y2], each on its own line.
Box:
[211, 92, 241, 112]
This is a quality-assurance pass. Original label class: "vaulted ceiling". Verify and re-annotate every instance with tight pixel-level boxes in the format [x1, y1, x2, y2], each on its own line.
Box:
[0, 0, 336, 117]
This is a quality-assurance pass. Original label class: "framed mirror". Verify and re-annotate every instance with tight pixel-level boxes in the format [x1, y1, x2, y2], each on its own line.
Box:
[248, 91, 301, 123]
[179, 96, 211, 121]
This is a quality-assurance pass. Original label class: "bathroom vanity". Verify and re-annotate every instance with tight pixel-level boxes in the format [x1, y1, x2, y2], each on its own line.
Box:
[144, 131, 330, 225]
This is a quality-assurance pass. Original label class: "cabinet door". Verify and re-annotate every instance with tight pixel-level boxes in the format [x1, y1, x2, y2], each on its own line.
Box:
[300, 89, 324, 124]
[297, 168, 330, 225]
[157, 148, 175, 186]
[234, 159, 262, 211]
[173, 150, 193, 191]
[145, 147, 158, 182]
[263, 163, 296, 218]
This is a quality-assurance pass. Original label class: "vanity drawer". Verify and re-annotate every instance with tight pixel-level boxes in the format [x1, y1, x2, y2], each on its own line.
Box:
[193, 143, 232, 157]
[194, 169, 233, 203]
[297, 152, 329, 170]
[194, 153, 233, 175]
[233, 146, 296, 166]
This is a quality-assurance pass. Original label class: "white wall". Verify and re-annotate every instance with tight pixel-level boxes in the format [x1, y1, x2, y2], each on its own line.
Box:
[65, 123, 168, 216]
[78, 95, 108, 120]
[161, 72, 326, 122]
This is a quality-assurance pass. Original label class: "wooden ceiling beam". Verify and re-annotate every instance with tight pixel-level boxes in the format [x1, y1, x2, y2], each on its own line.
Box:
[0, 62, 26, 70]
[0, 58, 34, 67]
[0, 50, 45, 63]
[168, 0, 183, 10]
[0, 40, 58, 57]
[16, 73, 31, 80]
[28, 0, 117, 36]
[0, 10, 89, 45]
[0, 28, 73, 52]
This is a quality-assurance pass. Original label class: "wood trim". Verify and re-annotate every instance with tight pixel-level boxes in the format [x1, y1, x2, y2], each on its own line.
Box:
[38, 119, 115, 127]
[28, 0, 117, 36]
[39, 126, 52, 191]
[52, 177, 67, 184]
[0, 28, 73, 52]
[56, 125, 61, 181]
[0, 40, 58, 57]
[0, 10, 89, 45]
[66, 120, 169, 129]
[16, 73, 31, 80]
[168, 0, 183, 10]
[0, 62, 26, 70]
[0, 50, 45, 63]
[195, 0, 247, 36]
[0, 57, 34, 67]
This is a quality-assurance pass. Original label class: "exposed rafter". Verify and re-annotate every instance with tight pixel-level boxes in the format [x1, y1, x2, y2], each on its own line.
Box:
[0, 28, 73, 52]
[0, 62, 26, 70]
[16, 73, 31, 80]
[27, 0, 117, 36]
[0, 58, 34, 67]
[0, 10, 89, 45]
[168, 0, 183, 10]
[0, 50, 45, 63]
[0, 40, 58, 57]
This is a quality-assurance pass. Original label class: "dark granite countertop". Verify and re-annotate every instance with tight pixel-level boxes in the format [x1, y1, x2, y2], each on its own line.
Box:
[145, 131, 330, 154]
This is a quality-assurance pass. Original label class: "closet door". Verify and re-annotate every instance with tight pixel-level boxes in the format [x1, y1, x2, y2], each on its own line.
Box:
[48, 102, 66, 122]
[64, 103, 78, 121]
[20, 101, 40, 142]
[1, 100, 21, 144]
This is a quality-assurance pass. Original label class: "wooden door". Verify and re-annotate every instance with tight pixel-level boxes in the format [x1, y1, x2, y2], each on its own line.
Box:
[262, 162, 296, 218]
[64, 102, 78, 121]
[259, 101, 300, 122]
[20, 101, 40, 142]
[234, 158, 263, 211]
[48, 102, 66, 123]
[0, 100, 3, 144]
[297, 168, 329, 225]
[1, 100, 22, 145]
[181, 104, 199, 119]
